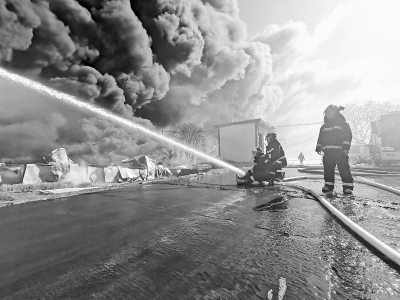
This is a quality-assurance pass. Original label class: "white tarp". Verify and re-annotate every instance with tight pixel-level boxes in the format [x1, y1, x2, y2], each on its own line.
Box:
[36, 164, 58, 182]
[118, 166, 140, 181]
[50, 148, 70, 181]
[87, 166, 106, 183]
[62, 162, 87, 184]
[22, 164, 41, 184]
[23, 163, 68, 184]
[104, 166, 122, 183]
[124, 156, 157, 180]
[0, 164, 25, 185]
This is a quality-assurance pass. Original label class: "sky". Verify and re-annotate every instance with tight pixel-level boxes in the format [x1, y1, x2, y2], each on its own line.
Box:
[238, 0, 400, 161]
[0, 0, 400, 164]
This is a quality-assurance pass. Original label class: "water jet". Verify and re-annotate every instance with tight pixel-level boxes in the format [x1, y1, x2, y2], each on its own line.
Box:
[0, 68, 246, 176]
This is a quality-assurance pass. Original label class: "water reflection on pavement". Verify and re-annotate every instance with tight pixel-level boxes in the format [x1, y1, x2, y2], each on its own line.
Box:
[0, 169, 399, 299]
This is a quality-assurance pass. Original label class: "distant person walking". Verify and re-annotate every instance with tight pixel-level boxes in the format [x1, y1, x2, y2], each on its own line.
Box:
[315, 105, 354, 196]
[298, 152, 305, 165]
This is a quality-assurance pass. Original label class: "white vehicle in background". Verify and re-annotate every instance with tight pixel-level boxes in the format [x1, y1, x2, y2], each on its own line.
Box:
[348, 144, 372, 165]
[370, 111, 400, 166]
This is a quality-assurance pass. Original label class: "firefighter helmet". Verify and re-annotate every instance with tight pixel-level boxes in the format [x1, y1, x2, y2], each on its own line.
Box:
[324, 104, 345, 114]
[252, 147, 263, 155]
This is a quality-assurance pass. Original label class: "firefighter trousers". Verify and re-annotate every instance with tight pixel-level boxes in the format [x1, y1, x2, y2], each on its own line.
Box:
[273, 161, 285, 179]
[251, 171, 275, 183]
[323, 150, 354, 191]
[241, 170, 275, 184]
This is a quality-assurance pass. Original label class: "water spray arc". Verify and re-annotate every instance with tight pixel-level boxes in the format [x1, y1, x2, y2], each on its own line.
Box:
[0, 68, 246, 176]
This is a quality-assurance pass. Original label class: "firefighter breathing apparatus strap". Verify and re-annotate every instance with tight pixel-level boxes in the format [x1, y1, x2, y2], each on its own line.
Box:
[321, 146, 342, 150]
[323, 126, 342, 131]
[273, 156, 286, 164]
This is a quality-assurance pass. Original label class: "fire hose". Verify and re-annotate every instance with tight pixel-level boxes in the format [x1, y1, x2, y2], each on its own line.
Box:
[297, 166, 400, 177]
[281, 174, 400, 267]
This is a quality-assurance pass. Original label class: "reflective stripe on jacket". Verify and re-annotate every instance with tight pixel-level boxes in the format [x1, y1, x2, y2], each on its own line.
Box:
[266, 139, 287, 167]
[252, 155, 275, 173]
[315, 115, 352, 152]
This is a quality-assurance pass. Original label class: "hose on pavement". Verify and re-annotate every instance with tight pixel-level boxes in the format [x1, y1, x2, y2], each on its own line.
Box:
[281, 176, 400, 267]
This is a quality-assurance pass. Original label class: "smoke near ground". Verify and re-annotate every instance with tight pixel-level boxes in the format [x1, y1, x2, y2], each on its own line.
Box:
[0, 0, 282, 164]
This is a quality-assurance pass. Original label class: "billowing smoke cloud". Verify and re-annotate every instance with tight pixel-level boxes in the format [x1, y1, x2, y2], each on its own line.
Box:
[0, 0, 40, 61]
[0, 0, 281, 164]
[133, 0, 282, 125]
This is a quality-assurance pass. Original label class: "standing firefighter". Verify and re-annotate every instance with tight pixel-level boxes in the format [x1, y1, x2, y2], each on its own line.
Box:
[316, 105, 354, 196]
[298, 152, 305, 165]
[265, 132, 287, 181]
[236, 147, 276, 186]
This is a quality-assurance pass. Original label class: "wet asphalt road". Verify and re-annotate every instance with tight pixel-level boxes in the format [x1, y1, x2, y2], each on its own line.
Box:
[0, 169, 400, 299]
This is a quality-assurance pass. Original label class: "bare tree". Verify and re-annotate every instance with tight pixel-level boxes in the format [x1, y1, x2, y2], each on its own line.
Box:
[202, 121, 219, 154]
[342, 100, 400, 144]
[173, 123, 207, 163]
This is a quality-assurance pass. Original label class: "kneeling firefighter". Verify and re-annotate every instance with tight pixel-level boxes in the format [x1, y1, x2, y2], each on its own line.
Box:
[236, 147, 276, 186]
[265, 132, 287, 180]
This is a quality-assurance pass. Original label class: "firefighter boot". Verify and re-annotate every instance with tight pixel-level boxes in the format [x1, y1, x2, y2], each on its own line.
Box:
[236, 174, 248, 186]
[240, 173, 255, 187]
[274, 171, 285, 182]
[322, 184, 333, 192]
[322, 184, 334, 197]
[325, 191, 334, 197]
[343, 185, 353, 195]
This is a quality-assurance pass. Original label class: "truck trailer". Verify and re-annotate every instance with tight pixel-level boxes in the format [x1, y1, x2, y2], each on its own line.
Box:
[370, 111, 400, 166]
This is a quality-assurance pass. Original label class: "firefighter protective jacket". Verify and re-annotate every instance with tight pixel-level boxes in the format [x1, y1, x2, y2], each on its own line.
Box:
[252, 154, 275, 174]
[253, 152, 263, 164]
[315, 114, 352, 152]
[265, 139, 287, 167]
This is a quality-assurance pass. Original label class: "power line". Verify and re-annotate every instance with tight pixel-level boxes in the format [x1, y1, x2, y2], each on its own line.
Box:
[286, 134, 319, 149]
[274, 122, 321, 127]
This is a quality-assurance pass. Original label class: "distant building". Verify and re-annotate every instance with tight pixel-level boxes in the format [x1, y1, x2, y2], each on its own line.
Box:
[215, 119, 275, 163]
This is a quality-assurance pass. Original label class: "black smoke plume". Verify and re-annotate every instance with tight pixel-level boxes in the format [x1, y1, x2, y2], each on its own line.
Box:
[0, 0, 281, 164]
